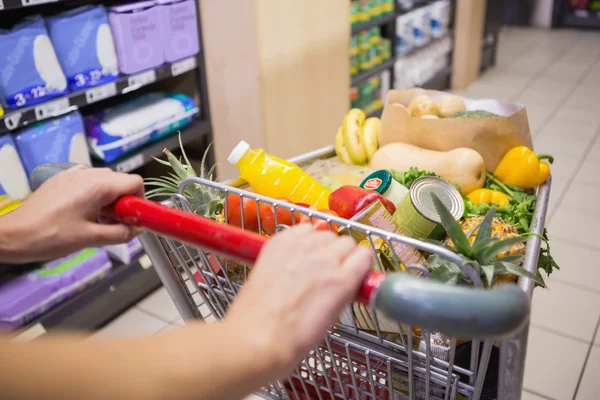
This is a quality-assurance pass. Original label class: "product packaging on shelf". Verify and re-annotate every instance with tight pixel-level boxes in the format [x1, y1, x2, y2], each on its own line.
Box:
[393, 36, 452, 89]
[0, 134, 31, 216]
[104, 237, 144, 264]
[395, 12, 415, 55]
[430, 0, 451, 39]
[47, 5, 120, 91]
[0, 248, 112, 331]
[379, 88, 534, 171]
[14, 111, 92, 177]
[0, 16, 68, 109]
[157, 0, 200, 63]
[85, 92, 198, 162]
[109, 1, 164, 75]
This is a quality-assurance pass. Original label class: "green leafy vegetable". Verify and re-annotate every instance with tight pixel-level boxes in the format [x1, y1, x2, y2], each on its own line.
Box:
[390, 167, 439, 189]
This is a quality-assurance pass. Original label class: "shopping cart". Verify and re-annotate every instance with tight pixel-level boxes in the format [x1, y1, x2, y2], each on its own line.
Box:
[33, 148, 551, 400]
[133, 146, 550, 400]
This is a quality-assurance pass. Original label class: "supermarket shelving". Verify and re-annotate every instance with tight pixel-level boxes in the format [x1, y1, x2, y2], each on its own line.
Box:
[351, 12, 397, 34]
[1, 0, 214, 336]
[94, 118, 211, 173]
[0, 56, 200, 134]
[421, 65, 452, 90]
[366, 107, 383, 119]
[11, 253, 162, 340]
[562, 9, 600, 29]
[351, 58, 396, 86]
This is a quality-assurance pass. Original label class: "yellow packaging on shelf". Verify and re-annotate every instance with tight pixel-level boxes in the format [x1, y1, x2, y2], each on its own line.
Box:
[228, 141, 331, 209]
[0, 198, 21, 216]
[0, 105, 4, 118]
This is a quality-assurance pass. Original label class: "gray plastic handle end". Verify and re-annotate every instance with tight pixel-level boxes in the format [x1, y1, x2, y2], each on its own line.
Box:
[375, 273, 530, 338]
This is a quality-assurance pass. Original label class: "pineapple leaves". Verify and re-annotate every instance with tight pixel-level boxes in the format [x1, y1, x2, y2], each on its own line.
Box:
[495, 261, 546, 287]
[431, 194, 472, 258]
[428, 255, 462, 285]
[481, 236, 527, 265]
[481, 264, 495, 287]
[474, 204, 497, 245]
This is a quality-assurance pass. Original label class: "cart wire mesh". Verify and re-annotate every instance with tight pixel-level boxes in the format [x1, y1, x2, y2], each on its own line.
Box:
[139, 151, 551, 400]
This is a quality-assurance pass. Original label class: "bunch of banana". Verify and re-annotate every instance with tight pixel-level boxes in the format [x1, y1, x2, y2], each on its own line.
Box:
[335, 108, 380, 166]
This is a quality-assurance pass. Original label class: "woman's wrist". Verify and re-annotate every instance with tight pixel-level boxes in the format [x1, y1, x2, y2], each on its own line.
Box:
[0, 213, 28, 263]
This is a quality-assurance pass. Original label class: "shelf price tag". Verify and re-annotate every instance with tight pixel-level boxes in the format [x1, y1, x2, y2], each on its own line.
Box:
[34, 97, 71, 120]
[86, 82, 117, 104]
[138, 254, 153, 270]
[171, 57, 197, 76]
[127, 70, 157, 89]
[115, 153, 144, 173]
[13, 323, 46, 342]
[21, 0, 56, 5]
[3, 111, 22, 131]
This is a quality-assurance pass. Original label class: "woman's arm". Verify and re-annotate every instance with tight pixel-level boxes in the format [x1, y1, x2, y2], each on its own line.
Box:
[0, 321, 275, 400]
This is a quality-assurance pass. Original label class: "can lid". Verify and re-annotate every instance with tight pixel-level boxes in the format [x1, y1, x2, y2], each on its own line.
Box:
[409, 176, 464, 223]
[227, 141, 250, 165]
[359, 170, 392, 194]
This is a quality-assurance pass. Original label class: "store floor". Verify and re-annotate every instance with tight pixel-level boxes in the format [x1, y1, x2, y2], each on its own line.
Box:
[94, 27, 600, 400]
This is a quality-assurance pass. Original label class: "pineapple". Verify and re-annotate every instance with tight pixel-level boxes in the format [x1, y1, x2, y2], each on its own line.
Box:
[428, 195, 544, 288]
[443, 216, 526, 285]
[145, 133, 249, 282]
[144, 133, 225, 220]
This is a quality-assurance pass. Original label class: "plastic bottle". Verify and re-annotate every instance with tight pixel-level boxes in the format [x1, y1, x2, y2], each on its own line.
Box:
[228, 141, 331, 209]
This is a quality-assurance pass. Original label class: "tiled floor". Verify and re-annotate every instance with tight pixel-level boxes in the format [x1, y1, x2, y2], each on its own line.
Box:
[94, 27, 600, 400]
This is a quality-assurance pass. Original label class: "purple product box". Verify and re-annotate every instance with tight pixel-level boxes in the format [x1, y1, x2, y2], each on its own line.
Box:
[104, 237, 144, 264]
[109, 1, 164, 75]
[156, 0, 200, 63]
[0, 248, 112, 331]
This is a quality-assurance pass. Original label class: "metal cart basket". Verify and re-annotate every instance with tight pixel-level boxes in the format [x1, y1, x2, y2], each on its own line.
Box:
[139, 146, 551, 400]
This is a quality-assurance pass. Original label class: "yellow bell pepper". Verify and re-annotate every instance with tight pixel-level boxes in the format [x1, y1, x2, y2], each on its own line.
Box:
[467, 189, 510, 207]
[494, 146, 553, 189]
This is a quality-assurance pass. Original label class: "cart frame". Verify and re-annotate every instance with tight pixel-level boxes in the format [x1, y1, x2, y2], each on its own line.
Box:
[139, 145, 551, 400]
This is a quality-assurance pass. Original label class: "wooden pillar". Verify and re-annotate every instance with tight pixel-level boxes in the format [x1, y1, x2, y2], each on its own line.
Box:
[200, 0, 350, 179]
[451, 0, 487, 89]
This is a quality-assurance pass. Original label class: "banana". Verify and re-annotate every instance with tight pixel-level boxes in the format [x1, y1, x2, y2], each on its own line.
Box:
[342, 108, 368, 165]
[362, 117, 380, 163]
[334, 127, 352, 165]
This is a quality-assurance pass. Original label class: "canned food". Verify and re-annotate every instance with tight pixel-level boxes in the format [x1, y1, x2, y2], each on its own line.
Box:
[360, 170, 409, 206]
[338, 200, 427, 271]
[393, 176, 464, 241]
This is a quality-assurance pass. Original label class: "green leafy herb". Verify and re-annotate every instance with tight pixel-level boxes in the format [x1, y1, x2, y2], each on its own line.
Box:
[463, 171, 560, 281]
[390, 167, 439, 189]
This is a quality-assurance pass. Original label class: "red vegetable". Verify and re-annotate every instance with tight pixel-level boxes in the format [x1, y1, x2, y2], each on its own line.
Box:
[226, 192, 259, 232]
[259, 198, 297, 235]
[328, 186, 396, 219]
[298, 209, 340, 232]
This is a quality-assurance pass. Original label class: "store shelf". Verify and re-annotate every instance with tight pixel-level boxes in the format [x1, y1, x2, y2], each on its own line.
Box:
[0, 0, 64, 11]
[351, 58, 395, 86]
[351, 13, 397, 34]
[563, 9, 600, 28]
[366, 107, 383, 118]
[93, 118, 211, 173]
[12, 253, 162, 340]
[0, 56, 200, 134]
[421, 66, 452, 90]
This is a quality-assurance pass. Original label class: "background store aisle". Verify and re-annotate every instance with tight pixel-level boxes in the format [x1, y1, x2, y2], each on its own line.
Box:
[92, 27, 600, 400]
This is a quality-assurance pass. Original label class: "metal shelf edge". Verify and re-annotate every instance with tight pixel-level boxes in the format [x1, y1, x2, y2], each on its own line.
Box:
[0, 56, 200, 134]
[93, 119, 211, 173]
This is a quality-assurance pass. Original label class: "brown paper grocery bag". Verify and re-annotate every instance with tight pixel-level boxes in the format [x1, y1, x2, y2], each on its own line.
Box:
[379, 88, 534, 171]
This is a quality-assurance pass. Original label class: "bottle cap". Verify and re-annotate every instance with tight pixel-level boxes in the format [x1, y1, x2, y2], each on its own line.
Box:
[359, 170, 392, 195]
[227, 141, 250, 165]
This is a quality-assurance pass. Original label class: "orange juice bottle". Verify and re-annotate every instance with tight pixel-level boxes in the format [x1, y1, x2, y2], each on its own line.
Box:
[228, 141, 330, 209]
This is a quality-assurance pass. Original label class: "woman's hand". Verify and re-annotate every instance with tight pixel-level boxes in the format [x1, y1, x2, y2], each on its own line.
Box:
[0, 166, 144, 263]
[225, 224, 373, 383]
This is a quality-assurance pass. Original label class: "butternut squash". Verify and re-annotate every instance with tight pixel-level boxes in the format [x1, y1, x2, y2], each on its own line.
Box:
[369, 143, 486, 194]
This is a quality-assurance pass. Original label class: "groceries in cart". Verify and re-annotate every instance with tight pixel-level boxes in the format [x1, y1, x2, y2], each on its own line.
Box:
[140, 88, 559, 400]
